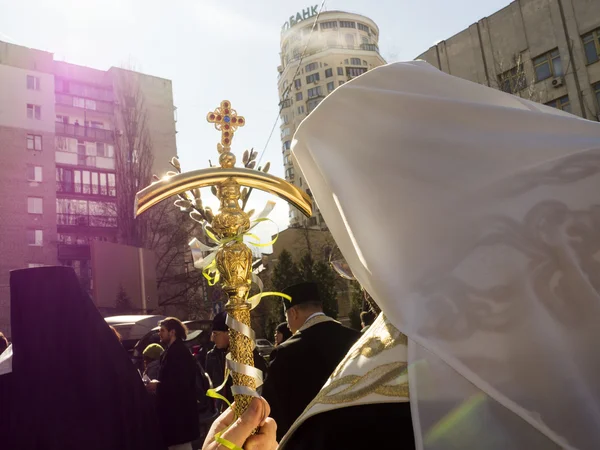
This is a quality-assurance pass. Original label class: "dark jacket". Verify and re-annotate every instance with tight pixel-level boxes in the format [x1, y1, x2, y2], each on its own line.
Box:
[157, 338, 200, 446]
[261, 320, 360, 441]
[205, 346, 268, 411]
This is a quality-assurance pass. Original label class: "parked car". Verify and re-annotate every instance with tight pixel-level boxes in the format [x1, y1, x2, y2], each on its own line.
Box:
[131, 320, 212, 372]
[104, 315, 167, 352]
[255, 339, 274, 359]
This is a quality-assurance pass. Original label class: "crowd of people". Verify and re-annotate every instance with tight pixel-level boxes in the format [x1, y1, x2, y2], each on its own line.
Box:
[0, 272, 369, 450]
[128, 281, 366, 449]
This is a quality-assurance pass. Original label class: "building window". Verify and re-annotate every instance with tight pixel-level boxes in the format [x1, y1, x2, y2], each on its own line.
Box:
[545, 95, 571, 113]
[357, 23, 370, 32]
[294, 79, 302, 89]
[307, 98, 323, 113]
[306, 62, 318, 72]
[594, 82, 600, 110]
[285, 167, 295, 179]
[346, 67, 367, 78]
[27, 134, 42, 151]
[533, 49, 562, 82]
[307, 86, 323, 98]
[350, 58, 362, 66]
[498, 65, 527, 94]
[345, 34, 355, 47]
[296, 92, 303, 101]
[27, 104, 41, 120]
[28, 197, 43, 214]
[281, 114, 289, 124]
[362, 36, 369, 44]
[26, 75, 40, 90]
[325, 68, 333, 78]
[327, 81, 335, 92]
[297, 105, 305, 115]
[73, 97, 86, 108]
[27, 229, 43, 246]
[27, 166, 43, 182]
[321, 21, 337, 30]
[337, 67, 344, 76]
[281, 127, 291, 138]
[306, 73, 320, 83]
[340, 21, 356, 28]
[284, 155, 291, 165]
[582, 28, 600, 65]
[283, 141, 291, 151]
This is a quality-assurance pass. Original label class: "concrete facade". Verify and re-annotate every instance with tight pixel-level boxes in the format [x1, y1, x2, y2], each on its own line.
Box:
[277, 11, 387, 228]
[0, 40, 178, 337]
[416, 0, 600, 120]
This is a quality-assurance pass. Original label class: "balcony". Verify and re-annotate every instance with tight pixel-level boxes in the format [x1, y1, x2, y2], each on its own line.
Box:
[55, 122, 115, 144]
[55, 93, 114, 114]
[286, 43, 380, 65]
[56, 181, 116, 197]
[57, 213, 117, 228]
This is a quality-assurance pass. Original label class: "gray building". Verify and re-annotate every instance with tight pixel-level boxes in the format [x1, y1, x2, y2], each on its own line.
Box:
[416, 0, 600, 120]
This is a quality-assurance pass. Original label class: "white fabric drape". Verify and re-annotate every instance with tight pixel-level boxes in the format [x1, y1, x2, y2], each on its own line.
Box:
[292, 61, 600, 450]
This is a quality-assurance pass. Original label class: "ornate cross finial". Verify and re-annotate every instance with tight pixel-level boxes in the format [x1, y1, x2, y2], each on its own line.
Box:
[206, 100, 245, 150]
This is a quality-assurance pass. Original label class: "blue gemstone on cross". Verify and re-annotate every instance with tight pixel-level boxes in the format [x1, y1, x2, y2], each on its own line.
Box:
[224, 116, 231, 123]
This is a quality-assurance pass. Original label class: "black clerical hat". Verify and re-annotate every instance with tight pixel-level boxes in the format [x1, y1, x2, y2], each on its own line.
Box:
[282, 282, 321, 311]
[212, 311, 229, 332]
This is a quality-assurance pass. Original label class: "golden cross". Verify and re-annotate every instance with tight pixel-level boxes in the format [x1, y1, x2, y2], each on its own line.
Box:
[206, 100, 245, 150]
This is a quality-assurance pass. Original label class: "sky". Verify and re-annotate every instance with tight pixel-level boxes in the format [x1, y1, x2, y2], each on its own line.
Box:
[0, 0, 512, 246]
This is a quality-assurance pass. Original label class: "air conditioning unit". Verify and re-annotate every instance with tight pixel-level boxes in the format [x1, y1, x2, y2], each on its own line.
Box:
[313, 81, 319, 85]
[551, 77, 564, 88]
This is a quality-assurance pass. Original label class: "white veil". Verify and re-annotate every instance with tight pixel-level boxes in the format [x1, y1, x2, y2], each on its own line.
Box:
[291, 61, 600, 450]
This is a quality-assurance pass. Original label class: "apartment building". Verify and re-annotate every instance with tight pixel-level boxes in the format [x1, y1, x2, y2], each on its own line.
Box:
[277, 10, 387, 228]
[0, 40, 177, 335]
[416, 0, 600, 120]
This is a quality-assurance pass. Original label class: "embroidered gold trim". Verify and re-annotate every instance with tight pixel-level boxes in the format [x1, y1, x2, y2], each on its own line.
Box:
[307, 361, 409, 407]
[332, 315, 407, 378]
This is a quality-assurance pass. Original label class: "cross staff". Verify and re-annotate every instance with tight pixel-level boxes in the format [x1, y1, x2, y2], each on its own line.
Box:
[135, 100, 311, 420]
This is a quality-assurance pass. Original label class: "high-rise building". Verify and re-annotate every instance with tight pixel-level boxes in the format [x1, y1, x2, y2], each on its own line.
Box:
[0, 40, 178, 335]
[277, 10, 386, 228]
[416, 0, 600, 120]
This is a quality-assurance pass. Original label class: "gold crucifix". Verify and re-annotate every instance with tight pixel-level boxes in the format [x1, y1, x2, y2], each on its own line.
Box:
[134, 100, 312, 419]
[206, 100, 245, 153]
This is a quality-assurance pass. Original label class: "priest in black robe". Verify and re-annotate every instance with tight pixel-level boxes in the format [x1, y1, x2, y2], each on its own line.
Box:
[0, 266, 165, 450]
[261, 282, 360, 441]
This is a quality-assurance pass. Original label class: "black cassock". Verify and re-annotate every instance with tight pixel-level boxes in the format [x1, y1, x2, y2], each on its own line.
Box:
[281, 402, 415, 449]
[0, 267, 165, 450]
[261, 319, 360, 441]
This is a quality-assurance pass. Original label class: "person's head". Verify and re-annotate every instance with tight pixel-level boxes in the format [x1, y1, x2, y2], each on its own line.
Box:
[360, 310, 376, 329]
[282, 282, 323, 334]
[142, 343, 164, 368]
[211, 312, 230, 350]
[109, 326, 122, 343]
[143, 343, 164, 362]
[0, 332, 8, 355]
[274, 322, 292, 346]
[158, 317, 188, 347]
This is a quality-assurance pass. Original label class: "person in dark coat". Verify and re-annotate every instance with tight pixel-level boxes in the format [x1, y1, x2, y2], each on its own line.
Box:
[274, 322, 292, 346]
[146, 317, 199, 449]
[205, 312, 268, 412]
[261, 282, 361, 441]
[0, 266, 165, 450]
